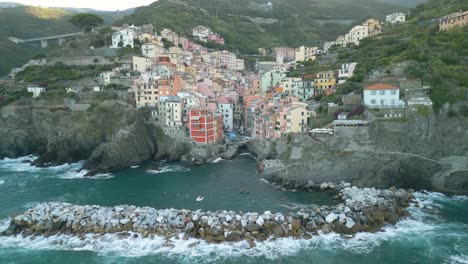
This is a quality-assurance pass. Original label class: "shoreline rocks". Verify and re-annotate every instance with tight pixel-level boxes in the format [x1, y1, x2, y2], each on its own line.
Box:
[2, 187, 415, 246]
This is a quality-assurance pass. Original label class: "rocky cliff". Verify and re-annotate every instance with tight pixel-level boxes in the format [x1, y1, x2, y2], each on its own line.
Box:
[0, 97, 240, 175]
[0, 98, 157, 175]
[248, 105, 468, 195]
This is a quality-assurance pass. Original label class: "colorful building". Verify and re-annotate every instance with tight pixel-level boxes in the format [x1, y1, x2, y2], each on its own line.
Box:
[315, 71, 336, 92]
[189, 109, 223, 144]
[439, 10, 468, 31]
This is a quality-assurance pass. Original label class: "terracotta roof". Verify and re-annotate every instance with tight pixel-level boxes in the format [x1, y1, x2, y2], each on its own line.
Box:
[364, 83, 399, 90]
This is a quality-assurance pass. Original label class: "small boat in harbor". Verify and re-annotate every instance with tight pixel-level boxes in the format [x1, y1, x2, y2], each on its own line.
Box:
[240, 188, 249, 194]
[196, 196, 204, 202]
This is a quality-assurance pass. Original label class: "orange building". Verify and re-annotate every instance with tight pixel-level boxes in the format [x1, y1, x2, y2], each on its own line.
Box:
[157, 78, 172, 98]
[439, 10, 468, 31]
[157, 75, 184, 99]
[189, 109, 223, 144]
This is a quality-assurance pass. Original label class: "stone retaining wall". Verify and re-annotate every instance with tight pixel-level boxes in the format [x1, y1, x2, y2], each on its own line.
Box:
[2, 187, 414, 247]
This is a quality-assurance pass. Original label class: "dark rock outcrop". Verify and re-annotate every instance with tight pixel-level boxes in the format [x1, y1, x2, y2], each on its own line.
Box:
[82, 119, 156, 175]
[0, 99, 158, 176]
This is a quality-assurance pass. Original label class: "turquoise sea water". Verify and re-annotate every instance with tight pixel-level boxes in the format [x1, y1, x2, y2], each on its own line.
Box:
[0, 154, 467, 264]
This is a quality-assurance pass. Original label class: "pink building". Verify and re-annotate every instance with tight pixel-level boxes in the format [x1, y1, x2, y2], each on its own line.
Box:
[207, 33, 225, 45]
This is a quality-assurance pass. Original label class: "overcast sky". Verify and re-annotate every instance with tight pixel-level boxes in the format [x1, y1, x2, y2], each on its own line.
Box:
[7, 0, 156, 11]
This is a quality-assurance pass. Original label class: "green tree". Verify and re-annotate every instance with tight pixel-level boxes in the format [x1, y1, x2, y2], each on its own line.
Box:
[68, 13, 104, 32]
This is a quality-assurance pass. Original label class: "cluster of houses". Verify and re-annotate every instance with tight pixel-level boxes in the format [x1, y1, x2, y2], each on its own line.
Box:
[324, 17, 385, 52]
[20, 7, 468, 144]
[191, 25, 225, 45]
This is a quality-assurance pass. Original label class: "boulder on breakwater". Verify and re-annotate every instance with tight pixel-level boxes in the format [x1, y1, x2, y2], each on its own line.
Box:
[2, 187, 414, 246]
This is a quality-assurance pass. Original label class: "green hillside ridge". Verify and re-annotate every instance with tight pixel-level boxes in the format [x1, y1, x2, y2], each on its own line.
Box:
[0, 5, 130, 76]
[116, 0, 413, 54]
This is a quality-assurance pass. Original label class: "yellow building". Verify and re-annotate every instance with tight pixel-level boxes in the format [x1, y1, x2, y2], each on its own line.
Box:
[364, 18, 382, 36]
[133, 75, 160, 108]
[315, 71, 336, 91]
[286, 102, 308, 133]
[245, 79, 261, 95]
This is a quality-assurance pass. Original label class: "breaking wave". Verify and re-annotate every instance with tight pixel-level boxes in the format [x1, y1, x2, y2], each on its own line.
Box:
[449, 254, 468, 264]
[0, 156, 38, 172]
[147, 164, 191, 175]
[0, 157, 114, 180]
[211, 157, 225, 163]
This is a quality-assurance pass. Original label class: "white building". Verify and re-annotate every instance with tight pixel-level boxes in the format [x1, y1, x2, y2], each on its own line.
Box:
[160, 97, 184, 127]
[295, 46, 318, 62]
[93, 86, 103, 92]
[338, 62, 358, 84]
[386, 13, 406, 24]
[192, 25, 211, 41]
[27, 87, 46, 98]
[133, 56, 152, 73]
[100, 71, 114, 85]
[111, 29, 134, 48]
[345, 25, 368, 46]
[218, 103, 234, 130]
[363, 83, 405, 108]
[142, 43, 164, 59]
[279, 77, 302, 95]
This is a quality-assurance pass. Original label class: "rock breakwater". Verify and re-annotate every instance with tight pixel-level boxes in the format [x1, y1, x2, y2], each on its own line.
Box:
[2, 187, 414, 246]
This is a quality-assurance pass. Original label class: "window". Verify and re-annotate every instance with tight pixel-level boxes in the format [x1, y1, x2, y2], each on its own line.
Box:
[371, 90, 376, 95]
[379, 90, 385, 95]
[391, 90, 396, 95]
[371, 99, 376, 104]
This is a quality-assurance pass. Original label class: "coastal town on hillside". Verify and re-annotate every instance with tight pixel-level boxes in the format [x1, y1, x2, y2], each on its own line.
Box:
[5, 9, 467, 144]
[0, 0, 468, 261]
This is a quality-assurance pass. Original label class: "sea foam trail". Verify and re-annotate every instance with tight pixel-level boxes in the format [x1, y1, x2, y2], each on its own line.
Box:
[211, 157, 225, 163]
[0, 180, 4, 185]
[147, 164, 191, 174]
[0, 157, 114, 180]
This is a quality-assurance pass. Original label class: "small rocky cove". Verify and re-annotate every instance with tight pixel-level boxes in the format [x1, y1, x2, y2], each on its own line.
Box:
[2, 186, 414, 247]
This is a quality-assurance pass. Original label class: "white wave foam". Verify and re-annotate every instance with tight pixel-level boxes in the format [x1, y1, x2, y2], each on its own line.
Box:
[93, 173, 115, 180]
[211, 157, 225, 163]
[147, 165, 190, 175]
[0, 179, 4, 185]
[239, 153, 254, 156]
[0, 156, 38, 172]
[0, 159, 114, 180]
[414, 191, 468, 207]
[449, 254, 468, 264]
[0, 218, 11, 232]
[130, 165, 140, 169]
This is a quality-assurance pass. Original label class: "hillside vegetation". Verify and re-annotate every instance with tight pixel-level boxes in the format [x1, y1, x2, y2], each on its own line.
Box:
[0, 5, 129, 76]
[331, 0, 468, 110]
[117, 0, 414, 53]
